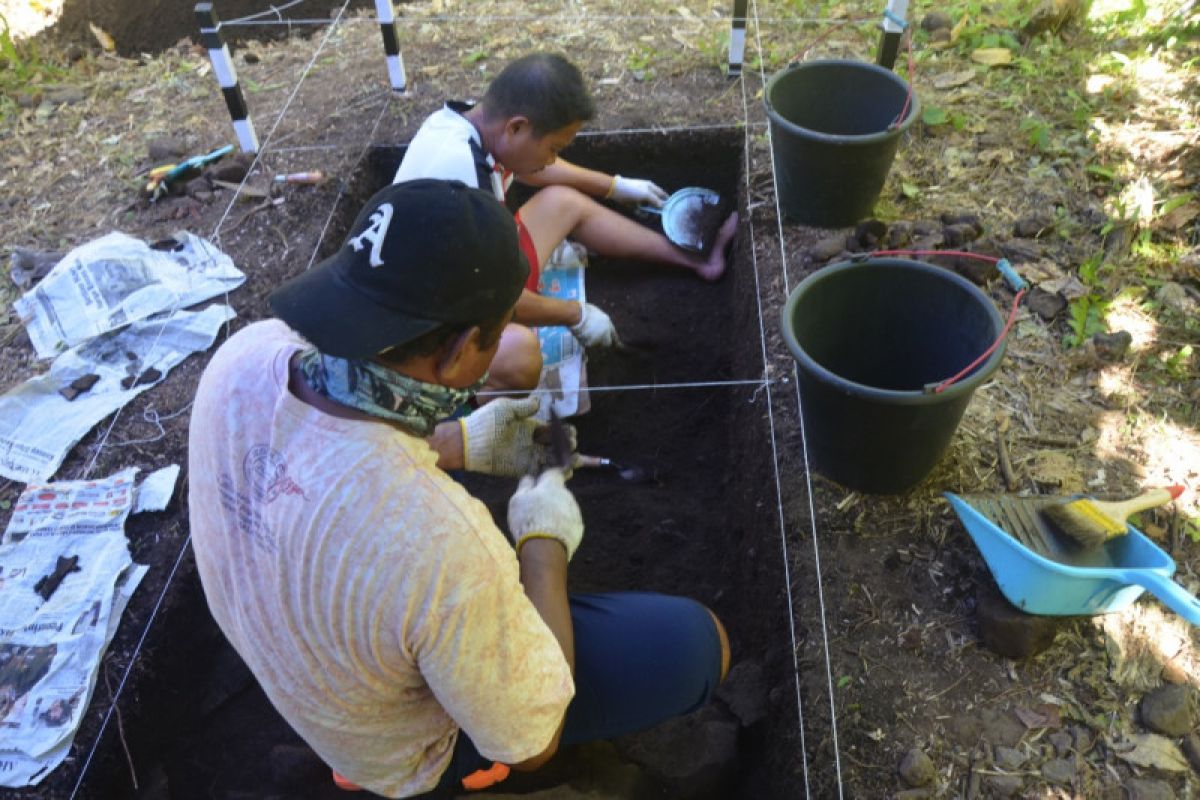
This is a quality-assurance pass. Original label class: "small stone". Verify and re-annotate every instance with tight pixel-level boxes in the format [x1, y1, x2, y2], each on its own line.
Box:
[911, 233, 945, 252]
[993, 745, 1026, 771]
[147, 137, 188, 162]
[242, 51, 261, 64]
[1156, 281, 1194, 314]
[1139, 684, 1196, 737]
[928, 28, 952, 43]
[886, 221, 913, 248]
[921, 11, 953, 30]
[941, 212, 983, 233]
[45, 86, 87, 105]
[16, 91, 41, 108]
[953, 257, 997, 286]
[985, 774, 1024, 797]
[206, 153, 255, 184]
[1070, 725, 1094, 755]
[58, 374, 101, 401]
[912, 219, 941, 236]
[942, 223, 980, 247]
[855, 218, 888, 248]
[1124, 777, 1175, 800]
[64, 43, 86, 62]
[1182, 733, 1200, 774]
[998, 238, 1042, 263]
[975, 582, 1070, 659]
[1025, 288, 1067, 321]
[898, 748, 935, 787]
[1049, 731, 1073, 757]
[1013, 214, 1054, 238]
[1040, 757, 1074, 785]
[810, 235, 852, 261]
[1092, 331, 1132, 361]
[715, 660, 767, 728]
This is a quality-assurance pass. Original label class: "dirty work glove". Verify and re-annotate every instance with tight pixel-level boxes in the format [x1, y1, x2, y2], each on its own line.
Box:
[607, 175, 669, 207]
[507, 469, 584, 560]
[570, 302, 619, 348]
[460, 396, 577, 478]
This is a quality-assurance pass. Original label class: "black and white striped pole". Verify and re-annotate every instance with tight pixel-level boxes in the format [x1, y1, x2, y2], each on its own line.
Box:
[728, 0, 748, 77]
[375, 0, 407, 92]
[195, 3, 259, 153]
[876, 0, 909, 70]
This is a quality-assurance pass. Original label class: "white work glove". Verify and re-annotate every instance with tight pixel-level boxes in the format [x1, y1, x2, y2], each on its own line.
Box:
[460, 396, 577, 478]
[570, 302, 619, 348]
[507, 469, 584, 560]
[607, 175, 669, 207]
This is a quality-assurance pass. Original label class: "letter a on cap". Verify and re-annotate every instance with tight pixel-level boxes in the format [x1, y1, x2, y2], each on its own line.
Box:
[347, 203, 394, 267]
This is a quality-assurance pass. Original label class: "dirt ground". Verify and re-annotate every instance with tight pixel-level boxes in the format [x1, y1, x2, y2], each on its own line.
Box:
[1, 0, 1198, 798]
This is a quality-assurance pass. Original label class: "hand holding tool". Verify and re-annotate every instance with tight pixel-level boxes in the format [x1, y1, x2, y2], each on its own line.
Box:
[461, 397, 576, 477]
[608, 175, 669, 206]
[507, 469, 584, 559]
[570, 302, 619, 348]
[1041, 486, 1185, 548]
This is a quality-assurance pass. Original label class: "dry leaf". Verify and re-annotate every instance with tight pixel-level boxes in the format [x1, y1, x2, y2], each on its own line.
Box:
[1014, 704, 1062, 729]
[1040, 274, 1089, 300]
[1160, 202, 1200, 231]
[1111, 734, 1189, 772]
[88, 22, 116, 52]
[972, 48, 1013, 66]
[950, 13, 969, 43]
[932, 70, 976, 89]
[1028, 450, 1083, 492]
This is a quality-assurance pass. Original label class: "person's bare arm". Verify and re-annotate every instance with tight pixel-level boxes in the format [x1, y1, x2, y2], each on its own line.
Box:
[518, 158, 611, 196]
[428, 420, 465, 471]
[509, 539, 574, 771]
[513, 288, 582, 328]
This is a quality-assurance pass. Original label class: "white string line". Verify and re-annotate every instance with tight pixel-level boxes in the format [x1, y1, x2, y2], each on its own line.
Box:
[736, 38, 812, 800]
[476, 378, 770, 399]
[218, 14, 851, 27]
[68, 535, 196, 800]
[218, 0, 306, 28]
[751, 0, 845, 794]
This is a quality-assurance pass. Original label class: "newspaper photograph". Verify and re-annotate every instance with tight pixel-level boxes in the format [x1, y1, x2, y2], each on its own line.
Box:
[12, 231, 244, 359]
[535, 241, 590, 420]
[0, 466, 174, 787]
[0, 304, 235, 483]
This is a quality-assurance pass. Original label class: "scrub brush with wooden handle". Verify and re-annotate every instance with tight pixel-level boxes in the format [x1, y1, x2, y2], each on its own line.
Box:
[1041, 486, 1185, 548]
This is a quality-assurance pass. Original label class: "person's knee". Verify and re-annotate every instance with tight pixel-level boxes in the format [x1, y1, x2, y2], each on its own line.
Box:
[486, 324, 542, 396]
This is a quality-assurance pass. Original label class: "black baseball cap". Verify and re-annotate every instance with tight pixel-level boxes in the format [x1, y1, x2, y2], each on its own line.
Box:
[270, 179, 529, 358]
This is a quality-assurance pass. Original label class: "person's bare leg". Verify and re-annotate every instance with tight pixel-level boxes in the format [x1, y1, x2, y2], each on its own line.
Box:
[520, 185, 738, 282]
[478, 323, 542, 402]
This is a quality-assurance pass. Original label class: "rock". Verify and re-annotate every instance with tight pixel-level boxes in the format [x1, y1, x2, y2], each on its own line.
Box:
[912, 219, 941, 236]
[1040, 757, 1074, 785]
[185, 176, 212, 196]
[715, 660, 767, 728]
[911, 233, 945, 252]
[9, 247, 63, 290]
[855, 218, 889, 248]
[242, 50, 261, 64]
[1049, 731, 1073, 757]
[1025, 288, 1067, 321]
[998, 238, 1042, 263]
[120, 368, 162, 390]
[898, 748, 935, 787]
[953, 256, 997, 285]
[1092, 331, 1132, 361]
[942, 223, 980, 247]
[1182, 733, 1200, 774]
[941, 212, 983, 233]
[1139, 684, 1196, 737]
[985, 774, 1024, 797]
[618, 706, 739, 799]
[810, 234, 852, 261]
[1071, 725, 1094, 755]
[993, 745, 1026, 771]
[16, 91, 41, 108]
[1124, 778, 1175, 800]
[928, 28, 952, 44]
[1013, 214, 1054, 238]
[58, 374, 101, 402]
[1023, 0, 1085, 39]
[886, 221, 913, 248]
[207, 152, 256, 184]
[975, 581, 1070, 659]
[147, 137, 188, 162]
[45, 86, 87, 105]
[921, 11, 953, 30]
[1156, 281, 1195, 314]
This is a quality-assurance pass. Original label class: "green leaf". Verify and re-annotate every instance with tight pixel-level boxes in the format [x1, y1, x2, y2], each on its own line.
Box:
[922, 107, 950, 126]
[1086, 164, 1116, 180]
[1160, 193, 1195, 215]
[837, 675, 853, 689]
[901, 182, 922, 200]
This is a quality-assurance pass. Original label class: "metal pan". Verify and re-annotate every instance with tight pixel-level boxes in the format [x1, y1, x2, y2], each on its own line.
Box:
[639, 186, 724, 253]
[945, 492, 1200, 624]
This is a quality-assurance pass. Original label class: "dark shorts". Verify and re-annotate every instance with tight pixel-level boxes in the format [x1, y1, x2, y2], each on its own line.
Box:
[424, 591, 723, 795]
[514, 210, 540, 292]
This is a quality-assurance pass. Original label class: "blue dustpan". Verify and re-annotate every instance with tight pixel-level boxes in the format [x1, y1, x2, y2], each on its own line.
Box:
[946, 492, 1200, 624]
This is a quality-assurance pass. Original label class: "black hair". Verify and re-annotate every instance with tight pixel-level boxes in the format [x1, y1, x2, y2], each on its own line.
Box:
[375, 311, 509, 366]
[478, 53, 596, 136]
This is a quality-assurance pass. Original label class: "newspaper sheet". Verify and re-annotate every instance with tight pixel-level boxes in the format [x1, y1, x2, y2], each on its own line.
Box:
[0, 304, 236, 483]
[0, 465, 176, 787]
[12, 231, 244, 359]
[535, 242, 590, 420]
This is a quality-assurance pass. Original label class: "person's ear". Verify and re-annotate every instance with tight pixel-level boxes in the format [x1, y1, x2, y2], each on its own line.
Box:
[503, 116, 532, 138]
[434, 326, 483, 386]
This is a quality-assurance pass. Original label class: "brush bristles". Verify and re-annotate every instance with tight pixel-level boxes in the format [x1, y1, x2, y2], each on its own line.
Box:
[1041, 499, 1126, 547]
